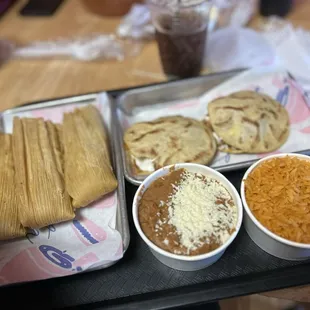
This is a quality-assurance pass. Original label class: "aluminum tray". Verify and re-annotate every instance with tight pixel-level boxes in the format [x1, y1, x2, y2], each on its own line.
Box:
[0, 93, 130, 270]
[115, 69, 310, 186]
[116, 70, 244, 186]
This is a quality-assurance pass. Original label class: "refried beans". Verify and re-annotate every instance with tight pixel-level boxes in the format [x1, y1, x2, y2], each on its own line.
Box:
[138, 168, 238, 256]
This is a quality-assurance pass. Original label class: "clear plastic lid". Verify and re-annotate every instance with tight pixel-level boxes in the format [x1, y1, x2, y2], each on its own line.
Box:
[147, 0, 210, 34]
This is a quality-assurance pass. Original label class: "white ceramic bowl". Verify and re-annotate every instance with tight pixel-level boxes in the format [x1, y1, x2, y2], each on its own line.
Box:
[132, 163, 243, 271]
[241, 153, 310, 261]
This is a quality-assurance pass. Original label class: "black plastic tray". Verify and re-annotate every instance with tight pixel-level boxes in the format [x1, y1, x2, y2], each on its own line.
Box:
[1, 75, 310, 309]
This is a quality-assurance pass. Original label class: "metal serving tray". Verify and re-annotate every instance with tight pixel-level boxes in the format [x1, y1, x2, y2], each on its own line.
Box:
[115, 69, 310, 186]
[0, 93, 130, 270]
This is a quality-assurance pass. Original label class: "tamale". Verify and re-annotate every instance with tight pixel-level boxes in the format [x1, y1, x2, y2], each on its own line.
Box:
[55, 123, 64, 157]
[0, 133, 25, 240]
[12, 117, 75, 228]
[63, 105, 118, 208]
[46, 121, 63, 175]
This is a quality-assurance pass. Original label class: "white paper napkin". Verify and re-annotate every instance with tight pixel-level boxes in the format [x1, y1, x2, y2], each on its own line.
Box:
[205, 27, 275, 71]
[117, 4, 154, 40]
[260, 17, 310, 96]
[206, 17, 310, 97]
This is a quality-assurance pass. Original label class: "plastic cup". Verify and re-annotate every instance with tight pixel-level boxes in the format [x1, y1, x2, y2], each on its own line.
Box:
[147, 0, 210, 79]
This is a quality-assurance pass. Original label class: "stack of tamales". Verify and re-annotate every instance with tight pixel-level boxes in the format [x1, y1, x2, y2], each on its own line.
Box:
[0, 104, 117, 240]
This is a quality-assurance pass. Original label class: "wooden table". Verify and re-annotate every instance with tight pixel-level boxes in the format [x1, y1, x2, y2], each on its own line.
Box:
[0, 0, 167, 112]
[0, 0, 310, 304]
[0, 0, 310, 113]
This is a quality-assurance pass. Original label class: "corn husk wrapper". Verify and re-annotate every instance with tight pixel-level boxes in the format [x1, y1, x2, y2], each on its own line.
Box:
[63, 105, 118, 208]
[0, 133, 25, 240]
[12, 117, 74, 228]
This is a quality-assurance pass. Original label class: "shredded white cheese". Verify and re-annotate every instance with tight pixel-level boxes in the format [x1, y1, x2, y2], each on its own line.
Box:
[163, 239, 169, 245]
[167, 171, 237, 254]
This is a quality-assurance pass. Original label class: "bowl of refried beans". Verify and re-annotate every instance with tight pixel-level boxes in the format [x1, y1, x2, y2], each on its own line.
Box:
[133, 163, 243, 271]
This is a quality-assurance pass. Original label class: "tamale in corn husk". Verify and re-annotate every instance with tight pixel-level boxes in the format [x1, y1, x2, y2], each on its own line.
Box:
[12, 117, 75, 228]
[0, 133, 25, 240]
[63, 105, 118, 208]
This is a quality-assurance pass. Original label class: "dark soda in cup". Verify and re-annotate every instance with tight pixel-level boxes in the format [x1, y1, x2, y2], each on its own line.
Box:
[148, 0, 210, 78]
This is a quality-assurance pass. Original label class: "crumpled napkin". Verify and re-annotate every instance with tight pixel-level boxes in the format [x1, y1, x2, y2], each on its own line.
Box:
[205, 27, 275, 71]
[259, 17, 310, 96]
[206, 17, 310, 97]
[117, 4, 154, 40]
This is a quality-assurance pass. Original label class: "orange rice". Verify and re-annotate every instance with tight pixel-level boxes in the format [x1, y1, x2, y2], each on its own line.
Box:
[244, 156, 310, 244]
